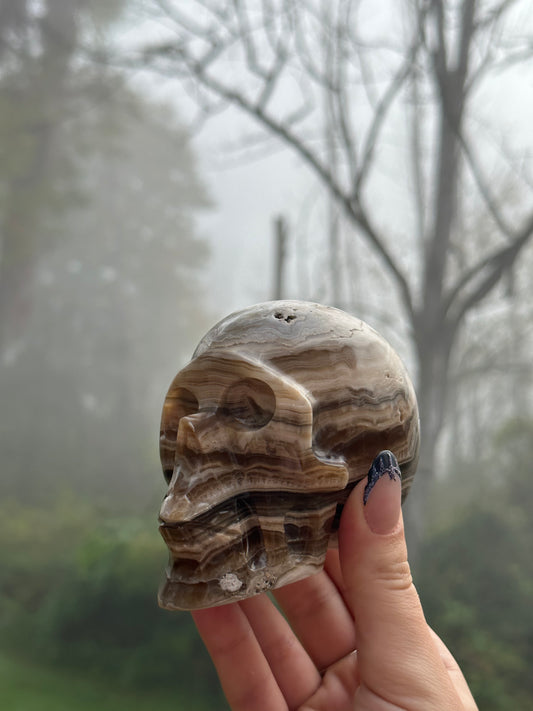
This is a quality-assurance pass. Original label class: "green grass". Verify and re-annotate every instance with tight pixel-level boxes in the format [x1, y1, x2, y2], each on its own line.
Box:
[0, 653, 208, 711]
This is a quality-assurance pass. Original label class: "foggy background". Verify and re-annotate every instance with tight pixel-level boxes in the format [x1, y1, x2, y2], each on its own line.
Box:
[1, 1, 532, 709]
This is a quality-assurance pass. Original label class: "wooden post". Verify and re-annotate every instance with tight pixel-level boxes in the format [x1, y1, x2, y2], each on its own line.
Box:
[272, 215, 287, 300]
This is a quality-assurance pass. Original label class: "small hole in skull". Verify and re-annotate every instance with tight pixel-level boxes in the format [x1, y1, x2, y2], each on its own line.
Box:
[274, 311, 296, 323]
[221, 378, 275, 429]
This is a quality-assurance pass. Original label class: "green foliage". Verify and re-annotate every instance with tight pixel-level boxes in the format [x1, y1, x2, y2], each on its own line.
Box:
[0, 499, 227, 707]
[418, 418, 533, 710]
[0, 652, 210, 711]
[1, 419, 532, 709]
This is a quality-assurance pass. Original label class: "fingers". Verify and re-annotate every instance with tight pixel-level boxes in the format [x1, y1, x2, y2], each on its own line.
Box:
[273, 567, 357, 671]
[338, 452, 463, 709]
[193, 595, 325, 711]
[300, 652, 359, 711]
[240, 594, 321, 708]
[192, 604, 287, 711]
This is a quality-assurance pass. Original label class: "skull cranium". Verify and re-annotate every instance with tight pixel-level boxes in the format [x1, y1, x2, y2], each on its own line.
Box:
[158, 301, 419, 610]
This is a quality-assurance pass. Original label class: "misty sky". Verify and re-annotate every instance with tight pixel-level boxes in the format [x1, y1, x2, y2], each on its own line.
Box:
[195, 128, 306, 315]
[128, 1, 533, 334]
[194, 52, 533, 323]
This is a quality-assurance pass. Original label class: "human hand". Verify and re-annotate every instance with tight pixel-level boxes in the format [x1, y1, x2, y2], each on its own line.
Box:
[192, 451, 478, 710]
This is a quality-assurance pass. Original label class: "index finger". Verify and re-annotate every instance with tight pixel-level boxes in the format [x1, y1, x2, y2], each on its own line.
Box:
[192, 603, 287, 711]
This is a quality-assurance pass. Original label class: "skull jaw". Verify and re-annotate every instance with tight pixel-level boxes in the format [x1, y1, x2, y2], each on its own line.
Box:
[157, 499, 341, 610]
[158, 552, 326, 611]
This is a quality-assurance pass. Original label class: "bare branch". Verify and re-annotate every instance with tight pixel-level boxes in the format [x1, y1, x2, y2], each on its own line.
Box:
[492, 132, 533, 193]
[293, 7, 337, 91]
[353, 38, 420, 196]
[352, 40, 379, 109]
[153, 0, 214, 39]
[445, 211, 533, 328]
[260, 0, 280, 52]
[160, 29, 416, 318]
[458, 127, 516, 237]
[189, 0, 235, 29]
[348, 202, 415, 322]
[491, 43, 533, 73]
[195, 38, 228, 73]
[256, 35, 289, 110]
[332, 3, 358, 183]
[408, 66, 427, 248]
[474, 0, 520, 31]
[352, 0, 431, 197]
[457, 0, 477, 81]
[428, 0, 448, 82]
[233, 0, 271, 80]
[467, 1, 533, 92]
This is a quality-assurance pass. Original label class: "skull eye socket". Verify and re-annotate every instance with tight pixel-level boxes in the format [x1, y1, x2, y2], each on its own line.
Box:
[221, 378, 275, 429]
[173, 387, 199, 419]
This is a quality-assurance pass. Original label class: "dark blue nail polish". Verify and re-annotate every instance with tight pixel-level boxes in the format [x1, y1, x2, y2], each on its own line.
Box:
[363, 450, 401, 505]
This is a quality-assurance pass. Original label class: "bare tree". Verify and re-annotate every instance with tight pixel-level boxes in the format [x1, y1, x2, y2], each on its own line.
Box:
[0, 0, 126, 356]
[133, 0, 533, 547]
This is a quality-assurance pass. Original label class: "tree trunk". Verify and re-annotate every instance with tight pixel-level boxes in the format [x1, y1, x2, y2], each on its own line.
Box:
[0, 0, 78, 356]
[405, 324, 454, 561]
[403, 1, 477, 559]
[272, 216, 287, 301]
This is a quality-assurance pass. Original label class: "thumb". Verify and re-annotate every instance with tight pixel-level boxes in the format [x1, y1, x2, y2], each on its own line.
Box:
[338, 451, 459, 709]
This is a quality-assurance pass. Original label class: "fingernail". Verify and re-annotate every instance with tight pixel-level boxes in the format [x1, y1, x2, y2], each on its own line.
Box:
[363, 450, 402, 534]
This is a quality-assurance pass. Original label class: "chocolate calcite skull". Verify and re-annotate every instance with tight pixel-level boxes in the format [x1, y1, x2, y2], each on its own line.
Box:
[158, 300, 419, 610]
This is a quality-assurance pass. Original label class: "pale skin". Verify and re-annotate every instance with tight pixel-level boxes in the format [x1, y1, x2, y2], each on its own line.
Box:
[192, 470, 479, 711]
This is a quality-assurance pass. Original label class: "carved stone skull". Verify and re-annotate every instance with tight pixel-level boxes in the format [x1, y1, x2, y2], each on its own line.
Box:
[158, 300, 419, 610]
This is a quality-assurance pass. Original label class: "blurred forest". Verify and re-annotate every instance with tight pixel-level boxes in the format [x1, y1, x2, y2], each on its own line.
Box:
[1, 1, 533, 710]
